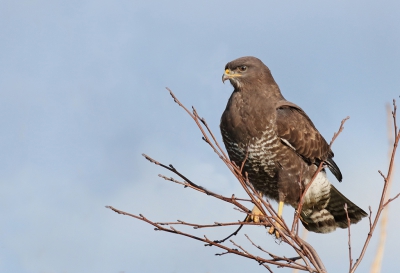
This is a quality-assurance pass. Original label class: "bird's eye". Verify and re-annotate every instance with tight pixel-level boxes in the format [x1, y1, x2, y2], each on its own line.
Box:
[239, 65, 247, 72]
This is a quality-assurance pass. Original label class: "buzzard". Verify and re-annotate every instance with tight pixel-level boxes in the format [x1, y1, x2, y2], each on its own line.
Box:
[220, 56, 367, 233]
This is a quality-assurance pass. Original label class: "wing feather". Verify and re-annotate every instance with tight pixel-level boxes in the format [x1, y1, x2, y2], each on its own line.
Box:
[275, 101, 342, 181]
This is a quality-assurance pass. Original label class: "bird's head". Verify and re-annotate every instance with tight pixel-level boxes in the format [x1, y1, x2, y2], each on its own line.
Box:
[222, 56, 273, 90]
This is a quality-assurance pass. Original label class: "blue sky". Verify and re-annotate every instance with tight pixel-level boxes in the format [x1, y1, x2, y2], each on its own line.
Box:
[1, 1, 399, 272]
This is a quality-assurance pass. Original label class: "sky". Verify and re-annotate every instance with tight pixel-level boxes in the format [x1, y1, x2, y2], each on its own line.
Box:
[1, 0, 399, 272]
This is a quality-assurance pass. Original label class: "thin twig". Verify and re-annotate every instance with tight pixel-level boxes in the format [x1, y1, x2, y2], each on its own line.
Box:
[212, 223, 244, 243]
[107, 205, 317, 271]
[351, 100, 400, 273]
[143, 154, 251, 215]
[245, 234, 306, 268]
[344, 203, 353, 272]
[382, 193, 400, 208]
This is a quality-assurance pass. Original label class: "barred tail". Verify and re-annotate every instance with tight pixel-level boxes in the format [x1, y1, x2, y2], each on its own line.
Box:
[300, 185, 367, 233]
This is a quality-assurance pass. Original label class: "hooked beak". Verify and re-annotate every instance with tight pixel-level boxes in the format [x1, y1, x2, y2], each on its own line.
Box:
[222, 68, 240, 83]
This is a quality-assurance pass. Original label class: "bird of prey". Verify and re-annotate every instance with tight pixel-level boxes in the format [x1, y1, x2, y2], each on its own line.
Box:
[220, 56, 367, 233]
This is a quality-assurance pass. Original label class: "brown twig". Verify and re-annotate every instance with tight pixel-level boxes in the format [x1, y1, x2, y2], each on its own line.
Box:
[212, 223, 245, 243]
[292, 227, 310, 273]
[157, 174, 251, 202]
[344, 203, 353, 272]
[382, 193, 400, 208]
[245, 234, 306, 267]
[142, 154, 251, 214]
[107, 205, 316, 271]
[292, 166, 304, 234]
[368, 206, 373, 230]
[155, 219, 261, 229]
[370, 103, 397, 272]
[350, 100, 400, 273]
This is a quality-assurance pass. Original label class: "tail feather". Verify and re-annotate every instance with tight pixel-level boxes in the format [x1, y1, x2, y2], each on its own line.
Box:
[326, 158, 343, 182]
[325, 185, 368, 228]
[300, 185, 367, 233]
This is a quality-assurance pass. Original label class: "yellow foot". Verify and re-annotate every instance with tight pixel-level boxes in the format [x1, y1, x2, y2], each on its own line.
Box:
[245, 199, 285, 239]
[268, 223, 282, 238]
[268, 201, 285, 238]
[246, 204, 264, 223]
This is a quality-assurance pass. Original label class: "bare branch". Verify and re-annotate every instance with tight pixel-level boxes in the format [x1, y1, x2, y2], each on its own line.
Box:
[109, 90, 400, 273]
[377, 170, 386, 182]
[351, 100, 400, 272]
[382, 193, 400, 208]
[143, 154, 252, 215]
[368, 206, 373, 231]
[212, 223, 244, 243]
[329, 116, 350, 146]
[344, 203, 353, 272]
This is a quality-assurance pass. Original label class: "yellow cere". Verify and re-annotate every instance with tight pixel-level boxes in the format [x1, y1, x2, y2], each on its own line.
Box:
[225, 69, 230, 74]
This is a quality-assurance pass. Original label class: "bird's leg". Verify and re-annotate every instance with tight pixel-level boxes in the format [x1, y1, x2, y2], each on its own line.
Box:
[246, 204, 263, 223]
[245, 193, 264, 223]
[268, 201, 284, 238]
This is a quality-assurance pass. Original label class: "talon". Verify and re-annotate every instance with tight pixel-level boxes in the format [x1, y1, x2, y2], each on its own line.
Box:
[245, 199, 285, 240]
[268, 201, 285, 238]
[268, 224, 282, 238]
[268, 226, 275, 235]
[246, 204, 263, 223]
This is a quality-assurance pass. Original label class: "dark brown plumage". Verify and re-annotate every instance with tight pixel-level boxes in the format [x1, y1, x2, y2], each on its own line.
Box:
[220, 56, 367, 233]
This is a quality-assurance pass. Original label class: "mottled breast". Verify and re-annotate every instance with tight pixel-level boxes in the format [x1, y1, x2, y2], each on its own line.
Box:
[221, 123, 282, 201]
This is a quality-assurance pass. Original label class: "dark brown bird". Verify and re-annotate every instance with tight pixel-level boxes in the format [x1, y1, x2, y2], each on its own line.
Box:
[220, 56, 367, 233]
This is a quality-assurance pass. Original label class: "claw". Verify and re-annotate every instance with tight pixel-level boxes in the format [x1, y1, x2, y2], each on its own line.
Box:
[268, 223, 282, 238]
[245, 199, 285, 239]
[268, 201, 285, 238]
[246, 204, 264, 223]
